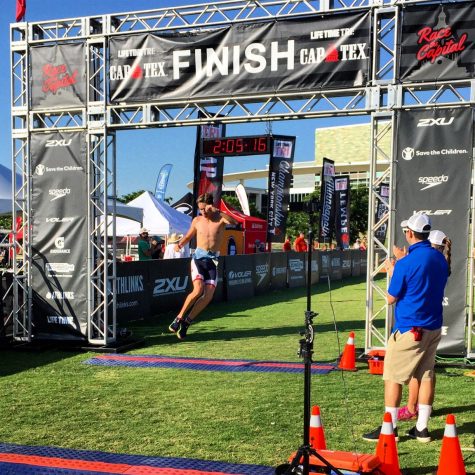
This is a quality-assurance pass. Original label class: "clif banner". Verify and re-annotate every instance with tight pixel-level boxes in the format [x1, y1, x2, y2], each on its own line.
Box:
[399, 2, 475, 82]
[394, 108, 474, 355]
[30, 43, 87, 109]
[334, 175, 350, 249]
[267, 136, 296, 242]
[109, 11, 371, 103]
[319, 158, 336, 244]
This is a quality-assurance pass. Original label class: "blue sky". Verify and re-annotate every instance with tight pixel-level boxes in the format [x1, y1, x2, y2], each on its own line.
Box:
[1, 0, 369, 202]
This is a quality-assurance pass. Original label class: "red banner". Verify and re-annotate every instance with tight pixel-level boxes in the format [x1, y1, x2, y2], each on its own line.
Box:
[15, 0, 26, 22]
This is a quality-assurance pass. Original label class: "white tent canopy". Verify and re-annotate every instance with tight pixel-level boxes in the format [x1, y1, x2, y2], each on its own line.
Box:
[115, 191, 191, 237]
[0, 164, 21, 216]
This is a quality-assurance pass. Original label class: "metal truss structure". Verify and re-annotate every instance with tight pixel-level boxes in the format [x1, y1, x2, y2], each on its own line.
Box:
[10, 0, 475, 354]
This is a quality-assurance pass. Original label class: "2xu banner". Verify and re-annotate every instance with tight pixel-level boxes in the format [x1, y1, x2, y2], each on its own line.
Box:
[319, 158, 336, 244]
[193, 117, 226, 217]
[30, 43, 87, 110]
[334, 175, 350, 249]
[399, 1, 475, 82]
[30, 131, 88, 340]
[109, 11, 371, 103]
[394, 108, 474, 355]
[267, 136, 296, 242]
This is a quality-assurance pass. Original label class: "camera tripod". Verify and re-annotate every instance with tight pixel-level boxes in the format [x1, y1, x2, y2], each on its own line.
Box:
[276, 223, 344, 475]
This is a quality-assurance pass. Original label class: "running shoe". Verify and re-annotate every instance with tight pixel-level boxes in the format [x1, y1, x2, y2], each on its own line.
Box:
[177, 318, 192, 340]
[168, 317, 182, 334]
[407, 426, 431, 443]
[397, 405, 418, 421]
[362, 425, 399, 442]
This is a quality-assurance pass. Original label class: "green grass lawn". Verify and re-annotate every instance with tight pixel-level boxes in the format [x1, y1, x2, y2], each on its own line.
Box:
[1, 277, 474, 474]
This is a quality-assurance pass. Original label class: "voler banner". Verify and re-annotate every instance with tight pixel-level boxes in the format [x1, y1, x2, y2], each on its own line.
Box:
[267, 136, 295, 242]
[399, 2, 475, 82]
[319, 158, 336, 244]
[193, 117, 226, 216]
[334, 175, 350, 249]
[30, 43, 87, 109]
[109, 11, 371, 103]
[30, 131, 88, 340]
[394, 108, 473, 355]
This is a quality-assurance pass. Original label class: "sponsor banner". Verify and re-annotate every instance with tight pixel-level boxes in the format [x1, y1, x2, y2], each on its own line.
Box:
[334, 175, 350, 249]
[287, 251, 306, 288]
[267, 136, 295, 242]
[211, 256, 225, 303]
[224, 254, 254, 301]
[341, 250, 352, 278]
[109, 12, 371, 103]
[30, 131, 88, 339]
[254, 253, 271, 295]
[115, 261, 151, 323]
[149, 258, 192, 314]
[399, 2, 475, 82]
[375, 183, 390, 244]
[270, 252, 288, 290]
[319, 158, 336, 243]
[154, 164, 173, 202]
[395, 108, 473, 354]
[351, 249, 361, 277]
[320, 252, 330, 282]
[171, 192, 194, 216]
[193, 117, 226, 216]
[311, 253, 320, 285]
[329, 250, 342, 280]
[30, 43, 87, 109]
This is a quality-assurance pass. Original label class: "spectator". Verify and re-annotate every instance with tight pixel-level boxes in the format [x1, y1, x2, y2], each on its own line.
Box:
[283, 235, 292, 252]
[294, 232, 308, 252]
[151, 237, 165, 259]
[353, 238, 361, 249]
[137, 228, 157, 261]
[164, 233, 189, 259]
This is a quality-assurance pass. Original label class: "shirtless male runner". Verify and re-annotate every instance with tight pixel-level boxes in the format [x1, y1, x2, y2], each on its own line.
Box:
[168, 193, 237, 340]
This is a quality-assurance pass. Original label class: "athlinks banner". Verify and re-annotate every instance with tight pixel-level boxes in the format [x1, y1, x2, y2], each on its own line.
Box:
[30, 43, 87, 109]
[193, 116, 226, 216]
[399, 2, 475, 82]
[109, 11, 371, 103]
[30, 131, 88, 340]
[319, 158, 335, 244]
[394, 108, 473, 355]
[267, 136, 295, 242]
[334, 175, 350, 249]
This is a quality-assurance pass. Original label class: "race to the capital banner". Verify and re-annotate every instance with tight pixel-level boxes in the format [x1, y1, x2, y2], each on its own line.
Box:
[108, 11, 371, 103]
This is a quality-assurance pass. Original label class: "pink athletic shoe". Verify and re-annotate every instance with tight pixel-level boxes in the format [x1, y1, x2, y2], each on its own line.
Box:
[397, 405, 418, 421]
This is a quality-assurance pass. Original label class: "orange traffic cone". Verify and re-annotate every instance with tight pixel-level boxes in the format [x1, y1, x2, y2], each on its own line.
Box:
[309, 405, 326, 450]
[437, 414, 466, 475]
[375, 412, 400, 475]
[338, 331, 356, 371]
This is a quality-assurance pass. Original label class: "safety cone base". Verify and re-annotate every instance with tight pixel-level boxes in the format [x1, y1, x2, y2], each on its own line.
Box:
[288, 449, 381, 472]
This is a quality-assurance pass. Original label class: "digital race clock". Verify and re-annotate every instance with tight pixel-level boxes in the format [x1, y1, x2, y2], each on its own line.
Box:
[201, 135, 271, 157]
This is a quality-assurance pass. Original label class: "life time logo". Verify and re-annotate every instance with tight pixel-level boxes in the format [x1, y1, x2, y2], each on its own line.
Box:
[418, 175, 448, 191]
[49, 188, 71, 201]
[402, 147, 467, 161]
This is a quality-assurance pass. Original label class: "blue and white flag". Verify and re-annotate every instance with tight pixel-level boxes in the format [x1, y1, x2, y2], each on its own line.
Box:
[155, 164, 173, 201]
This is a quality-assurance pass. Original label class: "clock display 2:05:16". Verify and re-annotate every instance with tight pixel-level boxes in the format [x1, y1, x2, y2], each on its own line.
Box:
[202, 136, 270, 156]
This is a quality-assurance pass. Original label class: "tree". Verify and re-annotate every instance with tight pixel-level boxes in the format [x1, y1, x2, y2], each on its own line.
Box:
[349, 184, 369, 242]
[118, 190, 146, 203]
[0, 216, 12, 230]
[221, 195, 265, 220]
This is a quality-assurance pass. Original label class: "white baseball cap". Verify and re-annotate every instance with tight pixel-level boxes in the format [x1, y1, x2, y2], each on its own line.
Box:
[139, 227, 149, 234]
[429, 230, 447, 246]
[400, 213, 431, 233]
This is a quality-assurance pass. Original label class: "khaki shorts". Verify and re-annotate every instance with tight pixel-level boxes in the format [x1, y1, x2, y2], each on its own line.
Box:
[383, 328, 441, 385]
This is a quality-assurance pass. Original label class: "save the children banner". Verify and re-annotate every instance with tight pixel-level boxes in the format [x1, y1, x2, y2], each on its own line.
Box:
[394, 108, 474, 355]
[30, 131, 88, 340]
[399, 1, 475, 82]
[267, 136, 295, 242]
[109, 11, 371, 103]
[319, 158, 336, 244]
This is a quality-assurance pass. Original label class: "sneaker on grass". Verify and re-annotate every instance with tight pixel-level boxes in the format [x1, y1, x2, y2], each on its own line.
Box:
[407, 426, 431, 443]
[168, 317, 182, 334]
[397, 405, 418, 421]
[362, 426, 399, 442]
[177, 318, 191, 340]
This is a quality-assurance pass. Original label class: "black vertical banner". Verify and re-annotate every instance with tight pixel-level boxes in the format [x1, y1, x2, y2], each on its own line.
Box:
[334, 175, 350, 249]
[394, 108, 473, 355]
[375, 183, 390, 244]
[30, 131, 88, 340]
[319, 158, 335, 244]
[266, 136, 295, 243]
[192, 115, 226, 217]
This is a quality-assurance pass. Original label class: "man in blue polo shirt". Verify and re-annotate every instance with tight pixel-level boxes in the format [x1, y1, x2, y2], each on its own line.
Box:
[363, 212, 448, 443]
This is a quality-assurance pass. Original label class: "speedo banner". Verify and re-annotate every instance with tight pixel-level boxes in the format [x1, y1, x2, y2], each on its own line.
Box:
[30, 43, 87, 109]
[399, 2, 475, 82]
[394, 108, 473, 355]
[334, 175, 350, 249]
[267, 136, 295, 242]
[109, 11, 371, 103]
[193, 117, 226, 217]
[375, 183, 390, 244]
[319, 158, 336, 244]
[30, 131, 88, 340]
